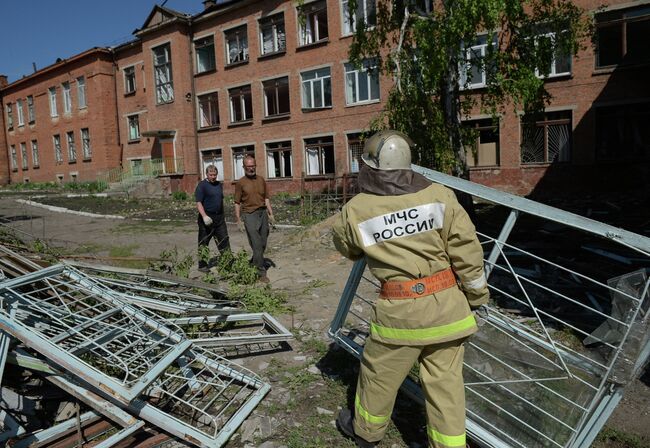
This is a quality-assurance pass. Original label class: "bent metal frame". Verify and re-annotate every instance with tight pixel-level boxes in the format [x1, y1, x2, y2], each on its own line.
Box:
[328, 165, 650, 448]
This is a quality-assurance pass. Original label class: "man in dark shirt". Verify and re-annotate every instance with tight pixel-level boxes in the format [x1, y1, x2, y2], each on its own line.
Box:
[234, 156, 274, 283]
[195, 164, 230, 272]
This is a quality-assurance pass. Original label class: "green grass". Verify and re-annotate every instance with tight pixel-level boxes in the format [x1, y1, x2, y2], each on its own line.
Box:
[111, 220, 190, 234]
[595, 427, 650, 448]
[108, 244, 139, 258]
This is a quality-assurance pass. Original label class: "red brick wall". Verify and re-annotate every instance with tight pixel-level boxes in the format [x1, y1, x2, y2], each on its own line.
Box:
[0, 75, 8, 185]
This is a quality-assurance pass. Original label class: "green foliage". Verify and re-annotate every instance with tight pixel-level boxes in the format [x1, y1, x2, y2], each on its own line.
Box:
[228, 283, 289, 315]
[62, 181, 107, 193]
[108, 244, 139, 258]
[348, 0, 591, 177]
[198, 245, 211, 266]
[5, 181, 106, 193]
[216, 250, 258, 285]
[150, 247, 194, 278]
[596, 427, 648, 448]
[6, 181, 58, 191]
[172, 190, 188, 201]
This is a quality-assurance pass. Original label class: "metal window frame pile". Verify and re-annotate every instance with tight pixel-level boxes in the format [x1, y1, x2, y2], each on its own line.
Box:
[0, 263, 276, 447]
[328, 165, 650, 448]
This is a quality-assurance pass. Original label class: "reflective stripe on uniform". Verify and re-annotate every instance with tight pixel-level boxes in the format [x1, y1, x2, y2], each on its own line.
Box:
[427, 426, 466, 447]
[370, 315, 476, 341]
[463, 272, 487, 290]
[355, 394, 389, 425]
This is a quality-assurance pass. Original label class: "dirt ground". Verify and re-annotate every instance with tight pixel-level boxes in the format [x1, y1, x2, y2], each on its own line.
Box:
[0, 194, 648, 448]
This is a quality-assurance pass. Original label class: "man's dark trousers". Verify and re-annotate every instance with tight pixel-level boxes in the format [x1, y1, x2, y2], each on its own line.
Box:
[197, 212, 230, 269]
[242, 208, 269, 276]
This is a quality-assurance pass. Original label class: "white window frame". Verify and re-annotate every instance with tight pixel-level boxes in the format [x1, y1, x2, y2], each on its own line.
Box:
[228, 85, 253, 123]
[341, 0, 376, 35]
[81, 128, 91, 159]
[301, 67, 332, 109]
[535, 32, 572, 78]
[16, 99, 24, 126]
[77, 76, 86, 108]
[153, 43, 174, 104]
[225, 25, 249, 65]
[198, 92, 220, 128]
[124, 66, 137, 94]
[6, 103, 13, 129]
[194, 35, 216, 73]
[20, 143, 28, 170]
[460, 34, 493, 90]
[31, 140, 39, 167]
[232, 145, 255, 180]
[200, 149, 224, 181]
[263, 76, 290, 117]
[53, 135, 63, 163]
[304, 135, 335, 176]
[259, 13, 286, 55]
[266, 140, 293, 178]
[66, 131, 76, 162]
[127, 114, 140, 141]
[49, 87, 58, 117]
[344, 59, 380, 105]
[27, 95, 35, 123]
[10, 145, 17, 170]
[62, 82, 72, 114]
[346, 132, 364, 173]
[298, 0, 329, 46]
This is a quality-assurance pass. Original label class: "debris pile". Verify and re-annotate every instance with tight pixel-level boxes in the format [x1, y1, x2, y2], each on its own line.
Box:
[0, 245, 292, 447]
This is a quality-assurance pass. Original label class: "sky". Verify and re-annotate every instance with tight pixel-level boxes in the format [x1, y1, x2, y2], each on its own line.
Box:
[0, 0, 206, 84]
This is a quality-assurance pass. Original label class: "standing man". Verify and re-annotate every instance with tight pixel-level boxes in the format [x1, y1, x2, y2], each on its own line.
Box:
[195, 164, 230, 272]
[332, 130, 489, 448]
[234, 156, 275, 283]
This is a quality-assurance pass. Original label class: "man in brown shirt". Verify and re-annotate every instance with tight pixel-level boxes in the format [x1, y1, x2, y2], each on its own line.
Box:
[234, 156, 275, 283]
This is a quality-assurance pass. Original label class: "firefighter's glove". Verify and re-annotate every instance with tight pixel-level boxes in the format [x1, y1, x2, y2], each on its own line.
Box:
[202, 215, 213, 227]
[237, 221, 245, 233]
[473, 304, 489, 327]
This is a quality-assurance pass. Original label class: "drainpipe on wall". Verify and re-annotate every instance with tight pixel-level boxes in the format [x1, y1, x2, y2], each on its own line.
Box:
[188, 23, 201, 182]
[111, 58, 124, 171]
[0, 75, 9, 185]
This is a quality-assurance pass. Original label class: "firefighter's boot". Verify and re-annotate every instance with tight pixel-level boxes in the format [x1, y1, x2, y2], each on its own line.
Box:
[336, 409, 378, 448]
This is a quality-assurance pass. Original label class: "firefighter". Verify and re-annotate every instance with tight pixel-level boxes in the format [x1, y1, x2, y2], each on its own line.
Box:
[332, 130, 489, 448]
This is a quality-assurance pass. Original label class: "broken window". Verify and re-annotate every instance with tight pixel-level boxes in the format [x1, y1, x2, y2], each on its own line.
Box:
[259, 13, 286, 55]
[16, 99, 24, 126]
[341, 0, 376, 35]
[596, 5, 650, 68]
[153, 43, 174, 104]
[194, 35, 216, 73]
[225, 25, 249, 65]
[31, 140, 39, 167]
[304, 136, 335, 175]
[463, 118, 500, 167]
[201, 149, 224, 181]
[124, 66, 136, 94]
[520, 111, 571, 164]
[263, 76, 290, 117]
[229, 85, 253, 123]
[347, 133, 364, 173]
[62, 82, 72, 114]
[298, 0, 328, 46]
[20, 143, 28, 170]
[595, 102, 650, 160]
[49, 87, 58, 117]
[6, 103, 13, 129]
[232, 145, 255, 180]
[81, 128, 91, 159]
[198, 92, 219, 128]
[66, 131, 76, 162]
[27, 95, 34, 123]
[9, 145, 17, 170]
[127, 115, 140, 141]
[301, 67, 332, 109]
[266, 141, 292, 178]
[53, 134, 63, 163]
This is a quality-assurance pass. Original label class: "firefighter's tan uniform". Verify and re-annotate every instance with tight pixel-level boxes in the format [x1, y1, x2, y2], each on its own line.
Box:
[333, 181, 489, 447]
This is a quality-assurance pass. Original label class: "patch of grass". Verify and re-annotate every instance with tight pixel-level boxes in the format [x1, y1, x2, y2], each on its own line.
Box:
[216, 250, 258, 285]
[108, 244, 139, 258]
[111, 220, 189, 234]
[172, 191, 188, 201]
[302, 337, 329, 357]
[595, 427, 649, 448]
[150, 247, 194, 278]
[302, 278, 332, 294]
[63, 243, 107, 255]
[228, 284, 290, 315]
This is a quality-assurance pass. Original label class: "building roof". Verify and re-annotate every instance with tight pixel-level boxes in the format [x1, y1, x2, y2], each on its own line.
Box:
[134, 5, 191, 36]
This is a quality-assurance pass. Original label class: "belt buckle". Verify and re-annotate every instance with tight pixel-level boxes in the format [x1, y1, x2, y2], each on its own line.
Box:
[411, 282, 425, 295]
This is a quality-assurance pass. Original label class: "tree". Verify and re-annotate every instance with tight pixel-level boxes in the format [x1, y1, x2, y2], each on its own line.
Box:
[347, 0, 590, 179]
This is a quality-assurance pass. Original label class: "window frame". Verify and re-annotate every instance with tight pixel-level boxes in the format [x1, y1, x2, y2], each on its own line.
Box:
[344, 59, 380, 105]
[460, 35, 491, 89]
[124, 66, 137, 94]
[225, 25, 249, 65]
[127, 114, 141, 141]
[259, 13, 286, 56]
[153, 43, 174, 104]
[341, 0, 376, 36]
[200, 149, 224, 181]
[301, 67, 332, 109]
[27, 95, 35, 123]
[16, 99, 24, 126]
[66, 131, 77, 163]
[520, 111, 572, 165]
[534, 32, 572, 78]
[266, 140, 293, 179]
[194, 35, 216, 73]
[197, 92, 220, 129]
[81, 128, 91, 159]
[62, 82, 72, 114]
[346, 133, 364, 173]
[263, 76, 290, 118]
[31, 140, 39, 168]
[6, 103, 13, 129]
[595, 6, 650, 69]
[53, 135, 63, 163]
[48, 87, 58, 117]
[462, 118, 501, 168]
[10, 145, 17, 171]
[298, 0, 329, 46]
[232, 145, 255, 180]
[20, 142, 28, 170]
[304, 135, 335, 176]
[228, 85, 253, 124]
[77, 76, 87, 108]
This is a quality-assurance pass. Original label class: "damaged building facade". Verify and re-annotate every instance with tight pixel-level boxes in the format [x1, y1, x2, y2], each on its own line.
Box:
[1, 0, 649, 195]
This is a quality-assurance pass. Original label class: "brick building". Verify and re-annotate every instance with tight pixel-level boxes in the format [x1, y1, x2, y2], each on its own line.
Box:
[1, 0, 649, 196]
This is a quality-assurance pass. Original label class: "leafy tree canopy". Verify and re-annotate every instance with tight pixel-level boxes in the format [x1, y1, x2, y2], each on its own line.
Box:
[346, 0, 591, 177]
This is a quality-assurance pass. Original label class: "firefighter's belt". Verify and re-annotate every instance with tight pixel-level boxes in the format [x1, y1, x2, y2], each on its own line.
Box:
[379, 268, 456, 299]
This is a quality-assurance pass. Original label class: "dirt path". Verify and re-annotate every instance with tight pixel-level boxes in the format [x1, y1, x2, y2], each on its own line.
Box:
[0, 195, 648, 448]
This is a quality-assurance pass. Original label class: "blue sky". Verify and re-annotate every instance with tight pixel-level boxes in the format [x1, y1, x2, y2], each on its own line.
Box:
[0, 1, 205, 83]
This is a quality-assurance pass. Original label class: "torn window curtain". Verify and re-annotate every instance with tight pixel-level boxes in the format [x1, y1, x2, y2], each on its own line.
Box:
[261, 16, 285, 54]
